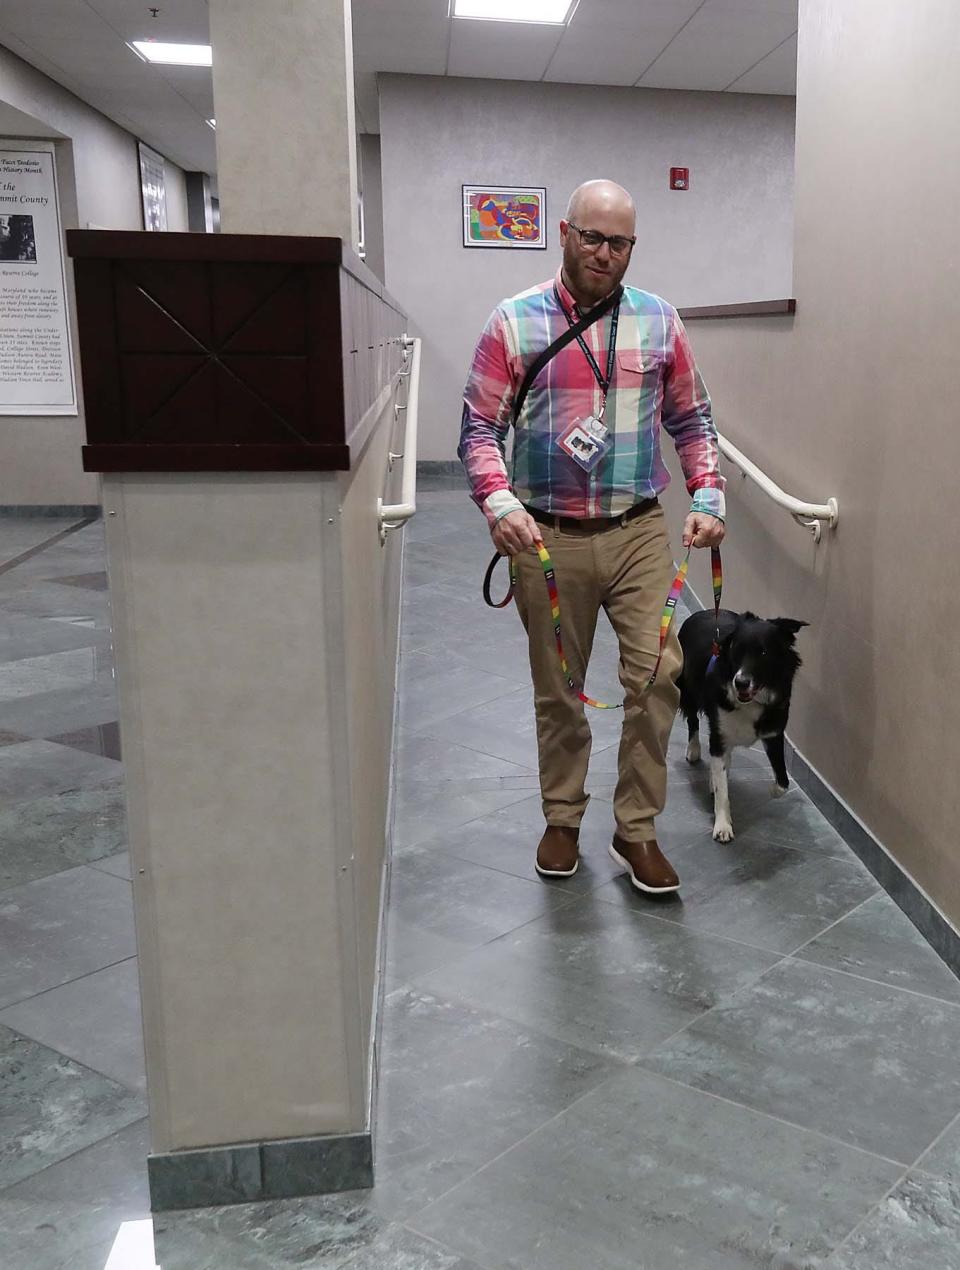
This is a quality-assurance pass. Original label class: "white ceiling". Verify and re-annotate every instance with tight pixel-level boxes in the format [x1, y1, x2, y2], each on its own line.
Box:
[0, 0, 796, 174]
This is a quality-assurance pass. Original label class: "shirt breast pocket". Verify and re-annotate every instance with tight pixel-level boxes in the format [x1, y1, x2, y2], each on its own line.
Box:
[616, 349, 662, 380]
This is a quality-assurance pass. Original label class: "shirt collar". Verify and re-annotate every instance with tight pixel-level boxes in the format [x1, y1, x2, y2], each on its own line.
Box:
[554, 267, 579, 315]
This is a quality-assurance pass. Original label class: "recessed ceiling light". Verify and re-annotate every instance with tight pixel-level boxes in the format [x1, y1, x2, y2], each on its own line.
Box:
[129, 41, 213, 67]
[451, 0, 576, 24]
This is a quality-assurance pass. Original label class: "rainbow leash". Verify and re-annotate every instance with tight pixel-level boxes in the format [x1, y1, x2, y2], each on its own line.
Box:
[706, 544, 724, 674]
[646, 546, 692, 689]
[536, 540, 619, 709]
[483, 538, 723, 710]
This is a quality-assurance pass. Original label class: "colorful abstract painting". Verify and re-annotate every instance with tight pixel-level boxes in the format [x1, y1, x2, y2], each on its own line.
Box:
[463, 185, 546, 249]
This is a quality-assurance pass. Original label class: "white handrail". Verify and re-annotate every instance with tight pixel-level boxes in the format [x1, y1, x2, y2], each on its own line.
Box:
[717, 432, 839, 543]
[378, 334, 420, 541]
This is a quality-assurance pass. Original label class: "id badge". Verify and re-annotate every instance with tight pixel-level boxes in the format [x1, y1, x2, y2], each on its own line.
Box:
[557, 415, 611, 472]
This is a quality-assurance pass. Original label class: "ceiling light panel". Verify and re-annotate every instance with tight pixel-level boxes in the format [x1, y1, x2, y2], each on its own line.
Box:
[451, 0, 576, 25]
[130, 41, 212, 66]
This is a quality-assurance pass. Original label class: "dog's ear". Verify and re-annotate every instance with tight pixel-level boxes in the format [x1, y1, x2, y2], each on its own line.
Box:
[741, 610, 758, 622]
[772, 618, 809, 642]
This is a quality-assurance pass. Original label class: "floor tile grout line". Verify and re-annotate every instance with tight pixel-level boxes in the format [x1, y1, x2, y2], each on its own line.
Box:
[383, 896, 587, 999]
[781, 895, 876, 958]
[0, 952, 138, 1013]
[585, 883, 827, 959]
[393, 789, 543, 856]
[822, 1165, 915, 1266]
[398, 1063, 636, 1227]
[822, 1103, 960, 1263]
[86, 856, 132, 880]
[628, 1063, 912, 1173]
[0, 517, 98, 578]
[782, 952, 960, 1009]
[619, 916, 939, 1083]
[399, 686, 529, 733]
[0, 1113, 150, 1200]
[404, 928, 769, 1071]
[906, 1104, 960, 1177]
[398, 1222, 498, 1270]
[723, 827, 870, 864]
[401, 1048, 908, 1244]
[620, 949, 794, 1064]
[395, 832, 878, 967]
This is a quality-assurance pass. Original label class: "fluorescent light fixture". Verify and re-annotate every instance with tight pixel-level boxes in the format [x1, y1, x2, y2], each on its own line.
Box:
[129, 41, 212, 67]
[451, 0, 576, 23]
[205, 118, 216, 130]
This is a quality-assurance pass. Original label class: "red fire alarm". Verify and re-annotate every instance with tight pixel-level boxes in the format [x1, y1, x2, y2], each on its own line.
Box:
[670, 167, 689, 191]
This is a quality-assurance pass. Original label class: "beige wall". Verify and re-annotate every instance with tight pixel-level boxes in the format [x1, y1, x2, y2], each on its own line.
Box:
[0, 44, 192, 506]
[663, 0, 960, 928]
[379, 73, 796, 460]
[359, 133, 384, 282]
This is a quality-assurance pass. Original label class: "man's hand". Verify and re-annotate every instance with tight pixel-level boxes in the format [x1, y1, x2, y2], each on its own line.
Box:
[492, 509, 540, 556]
[683, 513, 725, 549]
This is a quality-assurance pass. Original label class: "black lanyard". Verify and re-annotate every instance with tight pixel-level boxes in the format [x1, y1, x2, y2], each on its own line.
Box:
[553, 283, 621, 410]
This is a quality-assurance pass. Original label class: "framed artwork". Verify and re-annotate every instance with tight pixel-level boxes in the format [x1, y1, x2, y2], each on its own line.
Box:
[138, 141, 168, 232]
[0, 142, 77, 415]
[462, 185, 546, 249]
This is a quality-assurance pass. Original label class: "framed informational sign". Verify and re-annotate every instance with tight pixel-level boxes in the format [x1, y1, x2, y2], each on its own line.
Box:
[138, 141, 168, 232]
[0, 142, 77, 416]
[462, 185, 546, 249]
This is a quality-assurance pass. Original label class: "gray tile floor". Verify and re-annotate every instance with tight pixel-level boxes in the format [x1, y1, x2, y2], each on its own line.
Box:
[1, 498, 959, 1269]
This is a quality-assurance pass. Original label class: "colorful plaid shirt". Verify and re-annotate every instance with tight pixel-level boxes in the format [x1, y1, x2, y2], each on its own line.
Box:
[459, 269, 725, 528]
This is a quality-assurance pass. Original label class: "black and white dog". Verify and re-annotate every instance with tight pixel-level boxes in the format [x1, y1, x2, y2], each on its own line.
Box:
[677, 609, 808, 842]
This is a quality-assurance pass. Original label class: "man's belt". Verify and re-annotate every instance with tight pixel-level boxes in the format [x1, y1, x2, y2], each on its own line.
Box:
[524, 498, 658, 535]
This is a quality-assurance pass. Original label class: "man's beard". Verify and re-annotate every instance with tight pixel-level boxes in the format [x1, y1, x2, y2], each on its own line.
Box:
[562, 245, 625, 307]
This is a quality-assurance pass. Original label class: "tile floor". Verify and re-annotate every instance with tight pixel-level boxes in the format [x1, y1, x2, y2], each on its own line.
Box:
[1, 495, 959, 1269]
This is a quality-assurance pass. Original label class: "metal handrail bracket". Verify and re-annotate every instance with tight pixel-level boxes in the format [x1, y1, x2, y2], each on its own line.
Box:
[718, 432, 839, 543]
[378, 334, 420, 542]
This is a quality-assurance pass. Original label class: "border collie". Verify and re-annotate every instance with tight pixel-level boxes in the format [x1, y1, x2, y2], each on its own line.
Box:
[677, 609, 808, 842]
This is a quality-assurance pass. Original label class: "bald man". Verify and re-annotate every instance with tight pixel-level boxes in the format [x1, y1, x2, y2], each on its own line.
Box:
[459, 180, 725, 895]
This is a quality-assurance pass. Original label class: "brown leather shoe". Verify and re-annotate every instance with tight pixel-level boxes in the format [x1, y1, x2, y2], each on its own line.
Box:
[535, 825, 580, 878]
[609, 835, 680, 894]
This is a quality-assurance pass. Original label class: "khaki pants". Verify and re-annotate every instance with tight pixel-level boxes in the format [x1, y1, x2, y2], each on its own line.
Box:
[513, 503, 682, 842]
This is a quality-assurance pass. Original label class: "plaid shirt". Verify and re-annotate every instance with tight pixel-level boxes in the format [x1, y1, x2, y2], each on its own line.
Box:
[459, 269, 725, 527]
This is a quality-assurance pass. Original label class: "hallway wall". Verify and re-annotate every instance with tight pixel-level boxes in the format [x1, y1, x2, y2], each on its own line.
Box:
[359, 133, 385, 282]
[379, 73, 796, 460]
[660, 0, 960, 931]
[0, 44, 191, 507]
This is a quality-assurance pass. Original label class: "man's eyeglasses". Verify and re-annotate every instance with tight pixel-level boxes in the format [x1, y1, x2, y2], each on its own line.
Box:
[567, 222, 636, 258]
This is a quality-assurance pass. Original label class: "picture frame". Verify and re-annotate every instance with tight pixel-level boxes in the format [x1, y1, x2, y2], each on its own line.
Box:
[462, 184, 546, 250]
[138, 141, 168, 233]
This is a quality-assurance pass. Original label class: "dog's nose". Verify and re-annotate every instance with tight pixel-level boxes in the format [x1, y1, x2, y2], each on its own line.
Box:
[734, 672, 752, 691]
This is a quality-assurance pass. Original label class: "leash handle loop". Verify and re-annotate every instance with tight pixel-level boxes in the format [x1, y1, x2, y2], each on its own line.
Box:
[482, 551, 516, 609]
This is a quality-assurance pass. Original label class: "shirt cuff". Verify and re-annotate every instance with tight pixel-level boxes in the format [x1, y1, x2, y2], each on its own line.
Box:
[483, 489, 526, 529]
[690, 487, 726, 521]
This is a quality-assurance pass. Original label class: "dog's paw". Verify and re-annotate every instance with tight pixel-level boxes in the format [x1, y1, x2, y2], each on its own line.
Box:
[713, 818, 734, 843]
[686, 738, 701, 764]
[771, 780, 789, 799]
